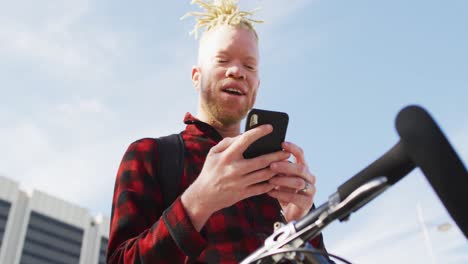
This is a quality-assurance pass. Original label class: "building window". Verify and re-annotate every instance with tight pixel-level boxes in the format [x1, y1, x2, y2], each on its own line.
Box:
[20, 211, 83, 264]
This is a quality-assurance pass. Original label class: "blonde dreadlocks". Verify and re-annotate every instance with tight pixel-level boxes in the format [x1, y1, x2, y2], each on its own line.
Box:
[181, 0, 263, 39]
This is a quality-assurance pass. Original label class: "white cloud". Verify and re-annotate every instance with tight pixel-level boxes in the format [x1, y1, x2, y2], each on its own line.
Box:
[0, 0, 89, 29]
[0, 0, 129, 80]
[1, 78, 196, 215]
[0, 26, 126, 80]
[56, 98, 106, 115]
[0, 0, 200, 215]
[242, 0, 316, 25]
[0, 98, 123, 213]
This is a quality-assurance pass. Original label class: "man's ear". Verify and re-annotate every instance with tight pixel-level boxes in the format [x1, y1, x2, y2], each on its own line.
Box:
[191, 66, 201, 90]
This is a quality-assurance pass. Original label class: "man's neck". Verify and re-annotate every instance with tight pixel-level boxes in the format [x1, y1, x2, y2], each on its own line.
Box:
[196, 111, 241, 138]
[213, 123, 241, 138]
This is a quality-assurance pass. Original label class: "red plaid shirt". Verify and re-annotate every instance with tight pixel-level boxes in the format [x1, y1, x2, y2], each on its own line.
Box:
[107, 113, 326, 263]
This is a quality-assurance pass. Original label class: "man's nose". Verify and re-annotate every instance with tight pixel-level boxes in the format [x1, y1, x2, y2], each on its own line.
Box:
[226, 64, 245, 79]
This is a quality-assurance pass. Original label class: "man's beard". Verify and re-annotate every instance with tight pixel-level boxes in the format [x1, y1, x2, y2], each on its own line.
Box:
[200, 82, 255, 126]
[202, 97, 251, 126]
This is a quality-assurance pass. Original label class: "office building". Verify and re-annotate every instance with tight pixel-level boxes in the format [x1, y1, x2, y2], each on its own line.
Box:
[0, 176, 109, 264]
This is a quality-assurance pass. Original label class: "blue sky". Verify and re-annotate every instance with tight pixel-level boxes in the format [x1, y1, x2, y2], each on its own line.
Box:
[1, 0, 467, 263]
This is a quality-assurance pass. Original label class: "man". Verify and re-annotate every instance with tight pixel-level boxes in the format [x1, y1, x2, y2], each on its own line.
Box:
[107, 1, 330, 263]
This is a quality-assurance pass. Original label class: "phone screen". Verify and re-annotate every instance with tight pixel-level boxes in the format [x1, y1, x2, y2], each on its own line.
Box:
[243, 108, 289, 159]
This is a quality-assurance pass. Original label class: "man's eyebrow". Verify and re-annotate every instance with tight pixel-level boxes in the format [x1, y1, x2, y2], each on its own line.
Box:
[244, 56, 258, 64]
[215, 51, 229, 56]
[214, 51, 258, 63]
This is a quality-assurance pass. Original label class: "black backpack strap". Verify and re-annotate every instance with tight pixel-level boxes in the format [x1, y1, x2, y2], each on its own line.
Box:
[155, 133, 185, 209]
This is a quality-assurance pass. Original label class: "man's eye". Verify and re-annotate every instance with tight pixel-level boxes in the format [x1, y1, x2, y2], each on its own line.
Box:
[216, 59, 227, 63]
[245, 65, 256, 70]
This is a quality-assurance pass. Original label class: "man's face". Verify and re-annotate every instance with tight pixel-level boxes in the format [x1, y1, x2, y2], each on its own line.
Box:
[192, 25, 260, 126]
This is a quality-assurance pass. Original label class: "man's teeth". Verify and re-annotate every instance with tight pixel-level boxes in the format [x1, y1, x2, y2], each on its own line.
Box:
[225, 88, 242, 95]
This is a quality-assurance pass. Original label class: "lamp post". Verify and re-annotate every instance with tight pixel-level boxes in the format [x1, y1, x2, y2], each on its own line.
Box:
[416, 202, 437, 264]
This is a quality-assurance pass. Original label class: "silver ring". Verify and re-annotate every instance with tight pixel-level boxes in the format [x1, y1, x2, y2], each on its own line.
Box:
[300, 181, 310, 193]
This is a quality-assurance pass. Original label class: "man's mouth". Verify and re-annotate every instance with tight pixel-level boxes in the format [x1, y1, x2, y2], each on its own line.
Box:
[222, 87, 245, 96]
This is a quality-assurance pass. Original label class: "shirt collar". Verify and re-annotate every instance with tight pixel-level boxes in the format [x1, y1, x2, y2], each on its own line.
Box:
[183, 112, 223, 142]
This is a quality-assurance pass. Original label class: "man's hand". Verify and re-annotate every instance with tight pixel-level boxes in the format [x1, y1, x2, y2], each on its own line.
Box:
[181, 125, 291, 231]
[267, 141, 316, 223]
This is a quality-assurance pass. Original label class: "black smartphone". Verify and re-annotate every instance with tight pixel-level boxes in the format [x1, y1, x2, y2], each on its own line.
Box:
[243, 108, 289, 159]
